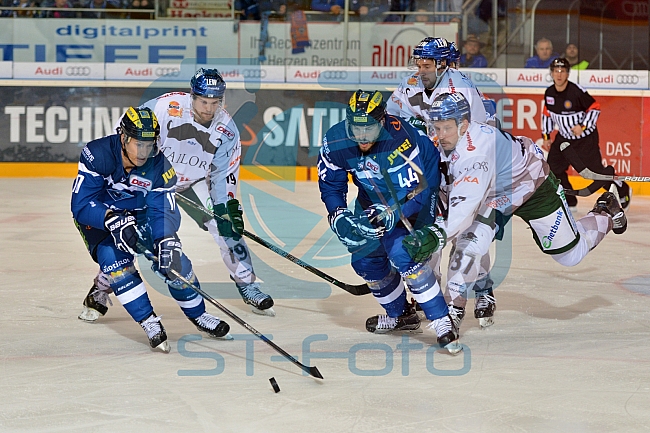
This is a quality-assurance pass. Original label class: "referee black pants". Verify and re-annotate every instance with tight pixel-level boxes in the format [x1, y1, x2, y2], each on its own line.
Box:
[546, 130, 622, 207]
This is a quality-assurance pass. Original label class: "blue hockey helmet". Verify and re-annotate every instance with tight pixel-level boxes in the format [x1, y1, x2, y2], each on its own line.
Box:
[410, 37, 451, 65]
[190, 68, 226, 98]
[448, 41, 461, 66]
[345, 90, 386, 143]
[427, 92, 471, 125]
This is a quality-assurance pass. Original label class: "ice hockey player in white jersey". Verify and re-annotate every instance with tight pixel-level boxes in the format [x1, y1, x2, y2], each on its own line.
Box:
[386, 36, 487, 133]
[402, 93, 628, 334]
[79, 68, 275, 321]
[387, 36, 497, 328]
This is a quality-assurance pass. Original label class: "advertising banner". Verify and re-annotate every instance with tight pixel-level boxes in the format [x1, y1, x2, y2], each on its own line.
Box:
[578, 69, 649, 90]
[105, 62, 185, 81]
[0, 86, 646, 179]
[0, 61, 12, 79]
[507, 68, 579, 87]
[13, 62, 105, 80]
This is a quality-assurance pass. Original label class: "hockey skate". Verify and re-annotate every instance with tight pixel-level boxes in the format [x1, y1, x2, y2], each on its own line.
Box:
[474, 292, 496, 329]
[78, 284, 112, 322]
[448, 303, 466, 330]
[190, 312, 233, 340]
[617, 182, 632, 210]
[237, 282, 275, 316]
[591, 190, 627, 234]
[366, 304, 421, 334]
[139, 313, 170, 353]
[427, 314, 462, 355]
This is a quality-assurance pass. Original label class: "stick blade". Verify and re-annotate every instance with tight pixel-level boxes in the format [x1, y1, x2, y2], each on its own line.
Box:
[308, 366, 324, 379]
[342, 283, 371, 296]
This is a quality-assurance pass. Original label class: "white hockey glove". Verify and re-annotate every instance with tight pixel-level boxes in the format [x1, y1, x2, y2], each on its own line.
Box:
[104, 211, 138, 256]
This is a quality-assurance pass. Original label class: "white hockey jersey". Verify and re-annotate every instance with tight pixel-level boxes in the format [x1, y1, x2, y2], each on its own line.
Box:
[142, 92, 241, 205]
[386, 68, 488, 126]
[440, 122, 549, 240]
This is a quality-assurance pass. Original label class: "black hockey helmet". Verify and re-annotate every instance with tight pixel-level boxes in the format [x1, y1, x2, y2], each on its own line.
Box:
[119, 106, 160, 141]
[549, 57, 571, 72]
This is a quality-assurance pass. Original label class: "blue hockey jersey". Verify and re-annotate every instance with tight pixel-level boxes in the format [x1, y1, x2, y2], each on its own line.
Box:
[71, 134, 180, 243]
[318, 115, 441, 226]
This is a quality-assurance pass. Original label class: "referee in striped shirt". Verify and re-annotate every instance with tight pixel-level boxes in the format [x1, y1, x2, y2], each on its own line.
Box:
[541, 57, 630, 209]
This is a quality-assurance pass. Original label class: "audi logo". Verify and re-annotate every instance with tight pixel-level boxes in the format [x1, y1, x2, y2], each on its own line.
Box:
[622, 0, 648, 17]
[65, 66, 91, 76]
[470, 72, 498, 82]
[320, 71, 348, 80]
[242, 69, 267, 79]
[616, 74, 640, 85]
[155, 67, 181, 77]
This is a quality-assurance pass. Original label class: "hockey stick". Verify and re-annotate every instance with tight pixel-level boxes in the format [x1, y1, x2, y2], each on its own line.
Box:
[563, 181, 608, 197]
[174, 193, 370, 296]
[560, 141, 650, 182]
[380, 168, 419, 238]
[138, 243, 324, 379]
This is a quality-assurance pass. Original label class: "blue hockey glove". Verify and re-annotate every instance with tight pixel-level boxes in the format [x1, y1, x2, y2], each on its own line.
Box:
[154, 235, 183, 281]
[402, 225, 447, 263]
[328, 208, 384, 248]
[215, 199, 244, 241]
[364, 204, 396, 233]
[104, 210, 138, 256]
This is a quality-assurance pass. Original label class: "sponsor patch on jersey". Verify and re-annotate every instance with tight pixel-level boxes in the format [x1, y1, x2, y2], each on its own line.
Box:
[129, 175, 152, 191]
[564, 100, 572, 109]
[546, 96, 555, 105]
[407, 76, 418, 86]
[162, 166, 176, 184]
[451, 152, 459, 163]
[364, 158, 379, 173]
[387, 139, 412, 165]
[466, 133, 476, 151]
[82, 145, 94, 162]
[217, 124, 235, 140]
[167, 101, 183, 117]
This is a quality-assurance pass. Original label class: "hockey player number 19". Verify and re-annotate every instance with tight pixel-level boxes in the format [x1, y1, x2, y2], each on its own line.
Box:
[398, 167, 419, 189]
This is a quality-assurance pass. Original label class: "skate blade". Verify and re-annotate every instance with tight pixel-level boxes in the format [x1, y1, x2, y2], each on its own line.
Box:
[445, 341, 463, 355]
[478, 317, 494, 328]
[78, 306, 101, 322]
[154, 341, 171, 354]
[209, 332, 234, 341]
[251, 306, 276, 317]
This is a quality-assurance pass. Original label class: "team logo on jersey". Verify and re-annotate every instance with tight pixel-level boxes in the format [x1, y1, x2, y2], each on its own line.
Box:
[217, 124, 235, 140]
[466, 133, 476, 151]
[546, 96, 555, 105]
[564, 100, 572, 109]
[167, 101, 183, 117]
[364, 158, 380, 173]
[130, 175, 152, 190]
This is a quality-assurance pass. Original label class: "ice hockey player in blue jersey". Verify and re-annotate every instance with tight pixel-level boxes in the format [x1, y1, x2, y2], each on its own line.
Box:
[317, 90, 462, 354]
[71, 107, 231, 353]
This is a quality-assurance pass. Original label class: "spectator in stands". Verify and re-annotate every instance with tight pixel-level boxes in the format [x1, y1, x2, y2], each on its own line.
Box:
[40, 0, 75, 17]
[126, 0, 153, 19]
[237, 0, 286, 20]
[81, 0, 122, 18]
[564, 43, 589, 70]
[355, 0, 389, 22]
[460, 34, 488, 68]
[383, 0, 414, 22]
[310, 0, 359, 20]
[525, 37, 559, 68]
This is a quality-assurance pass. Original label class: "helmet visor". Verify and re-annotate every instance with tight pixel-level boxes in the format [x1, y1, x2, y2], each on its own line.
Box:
[346, 121, 382, 144]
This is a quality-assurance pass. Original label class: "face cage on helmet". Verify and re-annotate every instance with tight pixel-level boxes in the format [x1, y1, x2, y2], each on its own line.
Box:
[345, 120, 382, 144]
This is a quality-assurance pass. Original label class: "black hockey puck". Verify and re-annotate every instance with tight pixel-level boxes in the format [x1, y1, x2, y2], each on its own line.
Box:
[269, 377, 280, 393]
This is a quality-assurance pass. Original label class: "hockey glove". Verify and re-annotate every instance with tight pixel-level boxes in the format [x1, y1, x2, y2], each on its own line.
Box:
[104, 210, 138, 256]
[402, 225, 447, 263]
[214, 199, 244, 241]
[328, 208, 384, 248]
[407, 116, 427, 133]
[364, 203, 396, 234]
[154, 235, 183, 281]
